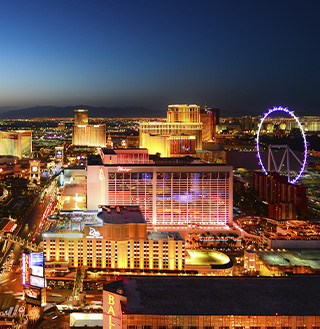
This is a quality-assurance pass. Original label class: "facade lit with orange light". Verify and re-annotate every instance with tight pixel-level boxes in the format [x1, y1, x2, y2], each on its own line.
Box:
[200, 107, 216, 141]
[87, 156, 233, 229]
[43, 206, 185, 271]
[72, 109, 106, 147]
[139, 104, 202, 157]
[74, 109, 88, 125]
[0, 130, 32, 158]
[73, 124, 106, 147]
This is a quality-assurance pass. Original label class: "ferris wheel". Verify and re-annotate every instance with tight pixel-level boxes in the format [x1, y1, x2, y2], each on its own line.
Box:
[255, 106, 308, 184]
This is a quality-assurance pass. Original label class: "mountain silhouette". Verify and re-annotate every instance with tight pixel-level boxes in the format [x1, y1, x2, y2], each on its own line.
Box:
[0, 105, 166, 119]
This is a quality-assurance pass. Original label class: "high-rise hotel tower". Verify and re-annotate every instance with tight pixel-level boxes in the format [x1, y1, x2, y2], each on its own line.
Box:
[72, 109, 106, 148]
[87, 151, 233, 229]
[139, 104, 203, 157]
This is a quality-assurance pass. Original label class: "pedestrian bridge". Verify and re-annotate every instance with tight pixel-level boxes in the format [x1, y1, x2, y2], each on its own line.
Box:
[1, 233, 40, 252]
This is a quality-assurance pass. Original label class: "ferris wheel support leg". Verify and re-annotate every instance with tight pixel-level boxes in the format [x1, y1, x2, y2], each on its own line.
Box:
[278, 147, 288, 174]
[287, 145, 290, 183]
[271, 150, 279, 173]
[268, 145, 271, 172]
[289, 148, 320, 188]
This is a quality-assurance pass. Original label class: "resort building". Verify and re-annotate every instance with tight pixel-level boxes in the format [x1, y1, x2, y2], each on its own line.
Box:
[43, 205, 185, 271]
[72, 109, 106, 148]
[0, 130, 32, 158]
[139, 104, 203, 157]
[87, 154, 233, 229]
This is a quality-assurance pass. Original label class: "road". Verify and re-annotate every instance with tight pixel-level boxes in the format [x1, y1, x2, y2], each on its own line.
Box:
[0, 177, 59, 310]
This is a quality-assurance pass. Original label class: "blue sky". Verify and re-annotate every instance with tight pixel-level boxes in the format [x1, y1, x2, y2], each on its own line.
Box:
[0, 0, 319, 114]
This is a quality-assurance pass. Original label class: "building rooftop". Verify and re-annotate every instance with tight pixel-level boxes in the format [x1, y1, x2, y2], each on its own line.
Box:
[186, 249, 231, 267]
[97, 206, 146, 224]
[147, 231, 184, 241]
[101, 148, 116, 155]
[87, 154, 103, 165]
[257, 250, 320, 270]
[104, 276, 320, 316]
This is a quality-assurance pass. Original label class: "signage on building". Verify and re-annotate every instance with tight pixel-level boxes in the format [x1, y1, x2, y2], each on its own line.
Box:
[24, 287, 41, 306]
[103, 291, 122, 329]
[87, 227, 103, 239]
[117, 166, 131, 172]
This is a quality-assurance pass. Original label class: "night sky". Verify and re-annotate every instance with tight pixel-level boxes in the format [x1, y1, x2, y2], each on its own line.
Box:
[1, 0, 319, 115]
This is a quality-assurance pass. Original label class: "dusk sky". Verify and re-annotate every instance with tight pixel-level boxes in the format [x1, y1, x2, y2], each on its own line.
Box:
[1, 0, 319, 115]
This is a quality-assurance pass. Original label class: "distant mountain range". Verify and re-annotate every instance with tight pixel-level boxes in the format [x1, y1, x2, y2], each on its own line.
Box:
[0, 105, 317, 119]
[0, 105, 166, 119]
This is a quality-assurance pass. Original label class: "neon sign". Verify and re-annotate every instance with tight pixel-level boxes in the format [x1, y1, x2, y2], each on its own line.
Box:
[117, 166, 131, 173]
[22, 253, 30, 286]
[87, 227, 102, 239]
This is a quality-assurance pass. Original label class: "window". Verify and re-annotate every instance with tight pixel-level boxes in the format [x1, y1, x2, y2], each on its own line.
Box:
[128, 326, 137, 329]
[143, 326, 152, 329]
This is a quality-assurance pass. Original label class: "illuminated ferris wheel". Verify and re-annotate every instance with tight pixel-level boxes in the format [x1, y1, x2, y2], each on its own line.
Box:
[255, 106, 308, 184]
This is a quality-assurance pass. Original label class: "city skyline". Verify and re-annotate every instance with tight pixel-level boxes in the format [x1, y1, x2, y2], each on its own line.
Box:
[1, 0, 320, 115]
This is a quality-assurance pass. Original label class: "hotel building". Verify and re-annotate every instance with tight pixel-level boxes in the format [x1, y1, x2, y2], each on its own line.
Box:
[87, 154, 233, 229]
[72, 109, 106, 148]
[0, 130, 32, 158]
[139, 104, 202, 157]
[103, 276, 320, 329]
[74, 109, 88, 125]
[43, 205, 185, 271]
[200, 106, 216, 142]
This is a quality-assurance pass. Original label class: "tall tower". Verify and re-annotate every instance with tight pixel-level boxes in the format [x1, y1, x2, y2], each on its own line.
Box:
[74, 109, 88, 125]
[200, 105, 215, 141]
[72, 109, 106, 147]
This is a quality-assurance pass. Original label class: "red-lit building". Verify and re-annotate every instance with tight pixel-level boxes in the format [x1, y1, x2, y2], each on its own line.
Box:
[251, 172, 308, 220]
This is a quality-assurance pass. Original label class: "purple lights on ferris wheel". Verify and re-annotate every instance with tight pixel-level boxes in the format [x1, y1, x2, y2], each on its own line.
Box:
[256, 106, 308, 184]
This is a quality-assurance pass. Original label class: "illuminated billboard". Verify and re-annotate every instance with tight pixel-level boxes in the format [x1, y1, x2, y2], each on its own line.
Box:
[22, 253, 30, 286]
[30, 275, 45, 288]
[30, 252, 45, 278]
[24, 287, 42, 306]
[23, 252, 45, 288]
